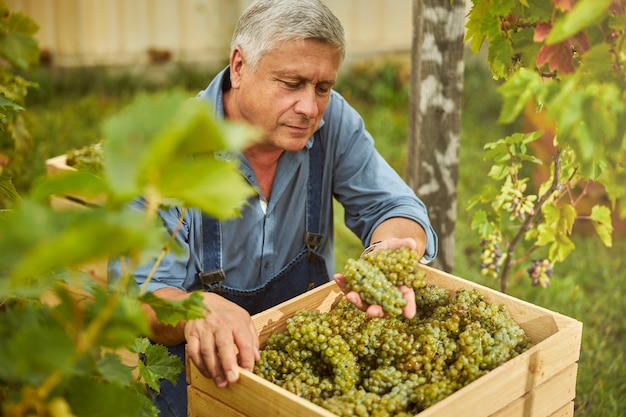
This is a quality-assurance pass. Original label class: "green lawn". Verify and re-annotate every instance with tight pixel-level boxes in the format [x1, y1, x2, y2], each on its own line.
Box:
[19, 56, 626, 417]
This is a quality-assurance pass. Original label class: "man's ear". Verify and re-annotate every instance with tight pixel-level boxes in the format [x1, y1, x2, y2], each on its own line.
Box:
[229, 47, 245, 88]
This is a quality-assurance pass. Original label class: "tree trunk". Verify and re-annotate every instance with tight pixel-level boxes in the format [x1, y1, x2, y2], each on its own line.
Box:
[407, 0, 465, 272]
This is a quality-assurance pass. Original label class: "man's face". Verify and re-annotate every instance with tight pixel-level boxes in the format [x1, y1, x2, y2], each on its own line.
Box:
[227, 38, 342, 152]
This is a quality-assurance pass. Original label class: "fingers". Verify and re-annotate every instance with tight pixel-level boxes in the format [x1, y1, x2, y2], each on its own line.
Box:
[227, 320, 260, 379]
[183, 296, 259, 388]
[399, 285, 417, 319]
[365, 304, 385, 318]
[335, 273, 417, 319]
[185, 329, 207, 375]
[212, 327, 238, 386]
[333, 273, 346, 290]
[185, 319, 230, 387]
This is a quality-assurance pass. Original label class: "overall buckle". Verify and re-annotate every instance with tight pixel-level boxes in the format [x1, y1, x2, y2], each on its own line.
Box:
[196, 269, 225, 294]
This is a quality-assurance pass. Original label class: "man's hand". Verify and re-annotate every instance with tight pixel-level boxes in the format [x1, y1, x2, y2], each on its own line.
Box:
[184, 293, 260, 388]
[333, 237, 418, 319]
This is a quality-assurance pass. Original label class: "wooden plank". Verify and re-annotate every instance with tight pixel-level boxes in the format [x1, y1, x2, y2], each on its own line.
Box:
[489, 363, 578, 417]
[45, 154, 74, 175]
[188, 386, 246, 417]
[547, 401, 574, 417]
[188, 365, 336, 417]
[252, 281, 344, 345]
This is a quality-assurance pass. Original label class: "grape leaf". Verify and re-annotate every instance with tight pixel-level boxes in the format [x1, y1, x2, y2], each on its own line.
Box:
[537, 31, 589, 74]
[497, 68, 540, 123]
[0, 94, 23, 111]
[90, 291, 151, 348]
[138, 342, 184, 392]
[590, 205, 613, 247]
[30, 169, 108, 205]
[157, 156, 254, 219]
[0, 200, 166, 286]
[0, 174, 21, 207]
[464, 0, 491, 52]
[549, 233, 576, 262]
[547, 0, 613, 44]
[139, 291, 206, 326]
[102, 90, 259, 209]
[534, 22, 552, 42]
[127, 337, 153, 355]
[543, 201, 576, 234]
[470, 210, 499, 237]
[66, 377, 147, 417]
[96, 352, 136, 385]
[0, 9, 40, 69]
[0, 303, 76, 385]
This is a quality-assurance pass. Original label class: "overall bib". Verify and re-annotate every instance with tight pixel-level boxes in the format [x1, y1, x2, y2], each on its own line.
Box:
[155, 138, 330, 417]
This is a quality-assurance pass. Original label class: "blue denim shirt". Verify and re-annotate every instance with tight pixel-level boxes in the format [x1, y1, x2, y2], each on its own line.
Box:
[118, 67, 437, 293]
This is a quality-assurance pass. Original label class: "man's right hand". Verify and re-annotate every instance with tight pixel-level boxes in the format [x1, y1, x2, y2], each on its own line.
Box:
[183, 292, 260, 388]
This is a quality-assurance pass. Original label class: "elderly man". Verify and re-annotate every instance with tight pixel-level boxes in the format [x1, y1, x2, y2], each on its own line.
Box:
[112, 0, 438, 415]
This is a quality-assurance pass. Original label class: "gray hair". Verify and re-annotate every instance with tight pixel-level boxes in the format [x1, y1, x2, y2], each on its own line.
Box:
[231, 0, 346, 70]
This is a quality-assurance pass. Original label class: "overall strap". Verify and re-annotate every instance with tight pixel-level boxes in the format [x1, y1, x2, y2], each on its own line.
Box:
[304, 134, 324, 256]
[197, 212, 224, 293]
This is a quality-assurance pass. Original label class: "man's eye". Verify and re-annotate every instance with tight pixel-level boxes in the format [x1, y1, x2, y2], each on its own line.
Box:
[317, 86, 331, 95]
[283, 81, 300, 89]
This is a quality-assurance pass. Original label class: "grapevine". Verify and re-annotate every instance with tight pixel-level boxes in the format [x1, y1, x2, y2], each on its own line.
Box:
[465, 0, 624, 293]
[254, 248, 533, 416]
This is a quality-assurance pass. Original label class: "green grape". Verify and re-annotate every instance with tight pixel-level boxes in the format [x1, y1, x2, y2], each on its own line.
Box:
[254, 248, 534, 416]
[343, 257, 406, 317]
[361, 246, 427, 288]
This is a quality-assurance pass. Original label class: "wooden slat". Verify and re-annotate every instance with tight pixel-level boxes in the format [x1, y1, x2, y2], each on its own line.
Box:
[489, 363, 578, 417]
[188, 366, 336, 417]
[188, 386, 246, 417]
[252, 281, 344, 345]
[547, 401, 574, 417]
[45, 154, 74, 175]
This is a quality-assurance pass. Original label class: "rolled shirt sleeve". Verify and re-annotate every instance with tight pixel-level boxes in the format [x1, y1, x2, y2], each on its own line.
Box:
[323, 91, 438, 262]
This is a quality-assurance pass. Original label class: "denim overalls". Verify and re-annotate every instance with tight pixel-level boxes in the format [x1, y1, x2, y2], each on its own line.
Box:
[154, 137, 330, 417]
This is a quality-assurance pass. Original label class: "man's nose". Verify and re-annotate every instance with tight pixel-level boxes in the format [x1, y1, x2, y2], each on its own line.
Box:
[293, 87, 319, 118]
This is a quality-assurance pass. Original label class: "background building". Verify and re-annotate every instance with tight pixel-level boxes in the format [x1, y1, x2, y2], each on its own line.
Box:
[7, 0, 413, 67]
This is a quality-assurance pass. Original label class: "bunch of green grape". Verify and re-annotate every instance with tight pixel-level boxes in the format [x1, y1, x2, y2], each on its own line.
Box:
[254, 248, 533, 416]
[342, 246, 426, 317]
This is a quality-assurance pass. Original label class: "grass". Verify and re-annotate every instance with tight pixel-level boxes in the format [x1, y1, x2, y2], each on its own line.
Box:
[18, 56, 626, 417]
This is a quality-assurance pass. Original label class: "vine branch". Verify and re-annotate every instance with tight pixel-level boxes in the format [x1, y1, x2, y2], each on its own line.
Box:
[499, 148, 562, 293]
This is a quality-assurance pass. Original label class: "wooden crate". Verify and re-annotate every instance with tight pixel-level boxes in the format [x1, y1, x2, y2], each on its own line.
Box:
[187, 265, 583, 417]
